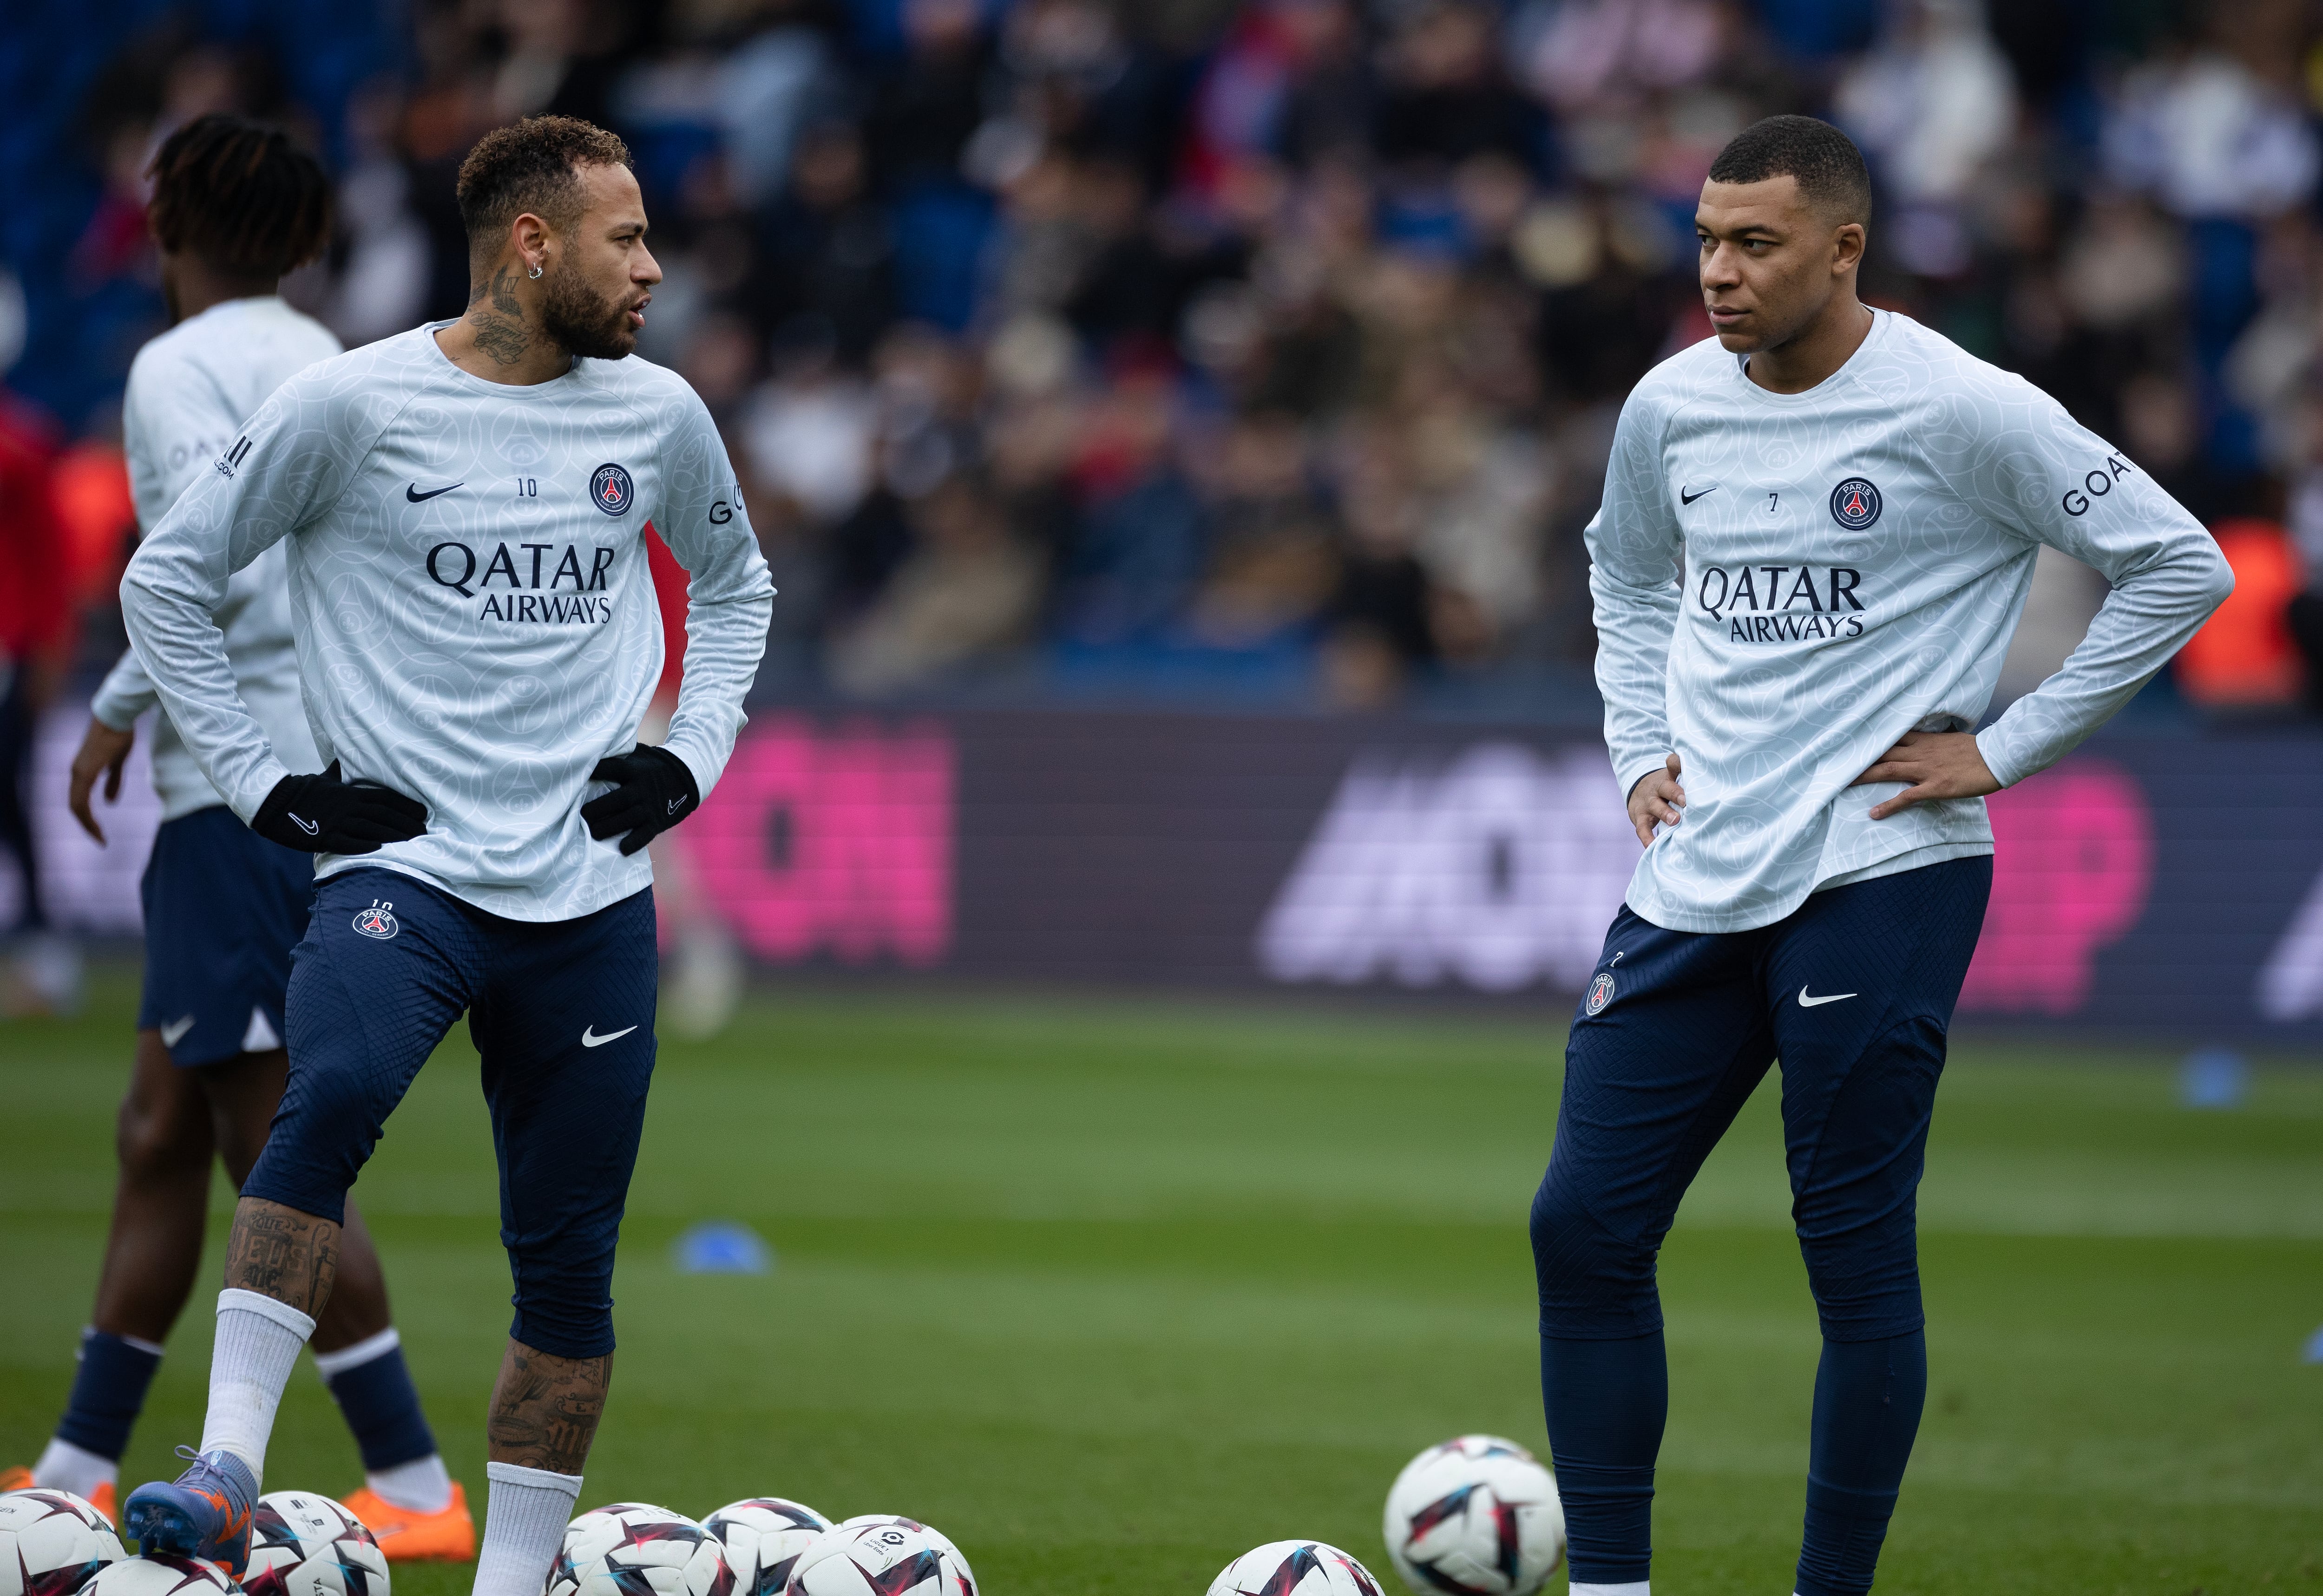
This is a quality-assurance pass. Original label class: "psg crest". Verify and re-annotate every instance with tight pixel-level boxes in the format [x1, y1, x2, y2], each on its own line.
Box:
[352, 900, 400, 940]
[590, 462, 635, 516]
[1829, 477, 1882, 530]
[1586, 971, 1616, 1015]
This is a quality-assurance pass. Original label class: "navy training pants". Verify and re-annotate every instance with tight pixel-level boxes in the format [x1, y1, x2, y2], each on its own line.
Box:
[1532, 856, 1991, 1591]
[244, 867, 659, 1359]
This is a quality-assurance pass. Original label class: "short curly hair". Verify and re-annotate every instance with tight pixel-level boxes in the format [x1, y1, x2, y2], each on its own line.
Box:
[146, 114, 332, 279]
[455, 115, 633, 262]
[1707, 115, 1872, 224]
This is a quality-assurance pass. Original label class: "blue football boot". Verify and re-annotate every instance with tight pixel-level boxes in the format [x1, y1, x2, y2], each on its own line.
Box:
[123, 1447, 258, 1576]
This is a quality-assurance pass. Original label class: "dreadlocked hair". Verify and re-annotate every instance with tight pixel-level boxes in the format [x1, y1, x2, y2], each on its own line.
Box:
[146, 113, 332, 279]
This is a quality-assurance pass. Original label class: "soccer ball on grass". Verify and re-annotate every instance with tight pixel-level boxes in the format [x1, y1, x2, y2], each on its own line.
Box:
[702, 1499, 831, 1596]
[784, 1518, 974, 1596]
[1207, 1541, 1385, 1596]
[74, 1557, 230, 1596]
[0, 1489, 125, 1596]
[241, 1491, 389, 1596]
[549, 1504, 733, 1596]
[1381, 1435, 1564, 1596]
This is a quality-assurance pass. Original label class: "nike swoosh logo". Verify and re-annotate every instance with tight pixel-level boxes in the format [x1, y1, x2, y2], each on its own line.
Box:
[581, 1024, 638, 1047]
[406, 481, 463, 502]
[1680, 484, 1719, 505]
[290, 813, 319, 836]
[159, 1015, 197, 1047]
[667, 797, 685, 815]
[1798, 986, 1857, 1007]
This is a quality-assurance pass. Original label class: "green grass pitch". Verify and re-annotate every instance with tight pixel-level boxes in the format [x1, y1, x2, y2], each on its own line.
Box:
[4, 974, 2321, 1595]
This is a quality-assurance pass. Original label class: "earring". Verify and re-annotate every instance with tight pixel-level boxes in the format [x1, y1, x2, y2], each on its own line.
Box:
[528, 263, 543, 280]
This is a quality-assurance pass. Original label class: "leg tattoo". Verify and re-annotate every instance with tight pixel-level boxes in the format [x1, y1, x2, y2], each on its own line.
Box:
[223, 1197, 340, 1317]
[486, 1341, 613, 1475]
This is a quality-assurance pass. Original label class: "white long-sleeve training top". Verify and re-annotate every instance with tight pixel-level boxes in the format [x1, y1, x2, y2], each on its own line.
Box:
[121, 321, 775, 922]
[93, 296, 340, 821]
[1588, 308, 2233, 934]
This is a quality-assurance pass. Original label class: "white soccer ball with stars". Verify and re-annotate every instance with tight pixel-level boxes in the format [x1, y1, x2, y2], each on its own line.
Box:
[1208, 1541, 1386, 1596]
[784, 1517, 975, 1596]
[0, 1488, 125, 1596]
[1381, 1435, 1565, 1596]
[240, 1491, 390, 1596]
[74, 1556, 232, 1596]
[703, 1499, 832, 1596]
[549, 1504, 734, 1596]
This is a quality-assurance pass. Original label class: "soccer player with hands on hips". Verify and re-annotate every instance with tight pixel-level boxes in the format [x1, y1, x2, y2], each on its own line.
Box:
[7, 114, 468, 1558]
[1537, 117, 2231, 1596]
[114, 116, 774, 1596]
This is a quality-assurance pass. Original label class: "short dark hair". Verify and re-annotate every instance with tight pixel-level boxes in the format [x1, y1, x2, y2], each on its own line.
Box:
[1707, 115, 1872, 224]
[146, 114, 332, 279]
[456, 115, 633, 262]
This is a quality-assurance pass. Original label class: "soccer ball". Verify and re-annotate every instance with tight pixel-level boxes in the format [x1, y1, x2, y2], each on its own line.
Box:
[0, 1489, 125, 1596]
[832, 1518, 971, 1583]
[702, 1499, 832, 1596]
[1381, 1436, 1565, 1596]
[1207, 1541, 1385, 1596]
[549, 1505, 734, 1596]
[831, 1519, 967, 1563]
[241, 1491, 389, 1596]
[77, 1557, 233, 1596]
[784, 1518, 974, 1596]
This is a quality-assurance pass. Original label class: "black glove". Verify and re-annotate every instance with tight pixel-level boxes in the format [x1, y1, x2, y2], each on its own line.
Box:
[581, 745, 701, 856]
[252, 761, 428, 854]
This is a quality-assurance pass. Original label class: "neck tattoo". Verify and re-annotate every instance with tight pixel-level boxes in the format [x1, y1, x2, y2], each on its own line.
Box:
[469, 265, 532, 366]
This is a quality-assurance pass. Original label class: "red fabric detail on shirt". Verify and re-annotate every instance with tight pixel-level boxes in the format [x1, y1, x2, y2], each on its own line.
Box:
[645, 521, 688, 707]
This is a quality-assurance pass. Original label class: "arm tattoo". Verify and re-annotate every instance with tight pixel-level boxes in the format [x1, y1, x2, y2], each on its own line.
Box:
[487, 1341, 614, 1475]
[223, 1197, 340, 1316]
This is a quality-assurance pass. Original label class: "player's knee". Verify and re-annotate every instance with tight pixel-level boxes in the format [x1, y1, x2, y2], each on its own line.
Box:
[240, 1062, 389, 1225]
[272, 1055, 386, 1149]
[506, 1241, 619, 1360]
[115, 1086, 207, 1178]
[1531, 1171, 1660, 1336]
[1799, 1231, 1924, 1341]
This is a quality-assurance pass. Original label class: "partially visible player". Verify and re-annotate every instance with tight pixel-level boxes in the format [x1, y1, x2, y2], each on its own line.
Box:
[114, 115, 773, 1596]
[1536, 116, 2231, 1596]
[640, 527, 743, 1039]
[4, 115, 470, 1559]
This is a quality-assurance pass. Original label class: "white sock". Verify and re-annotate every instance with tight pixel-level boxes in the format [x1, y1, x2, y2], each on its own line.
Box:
[473, 1462, 583, 1596]
[1571, 1585, 1650, 1596]
[310, 1326, 401, 1380]
[197, 1289, 315, 1478]
[305, 1328, 455, 1514]
[366, 1454, 455, 1515]
[33, 1436, 118, 1500]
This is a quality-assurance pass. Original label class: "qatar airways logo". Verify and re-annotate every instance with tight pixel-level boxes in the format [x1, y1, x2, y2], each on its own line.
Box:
[1695, 563, 1866, 643]
[426, 539, 618, 625]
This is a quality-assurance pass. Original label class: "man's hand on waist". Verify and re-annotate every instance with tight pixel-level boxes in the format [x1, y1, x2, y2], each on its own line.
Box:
[68, 716, 137, 845]
[1627, 753, 1686, 847]
[252, 761, 429, 854]
[1851, 730, 2001, 819]
[581, 745, 701, 856]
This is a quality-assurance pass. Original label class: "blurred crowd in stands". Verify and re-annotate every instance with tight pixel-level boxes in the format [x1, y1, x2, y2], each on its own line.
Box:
[7, 0, 2323, 723]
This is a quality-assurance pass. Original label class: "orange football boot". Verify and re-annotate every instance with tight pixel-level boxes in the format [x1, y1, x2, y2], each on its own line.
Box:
[341, 1480, 475, 1561]
[0, 1469, 117, 1525]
